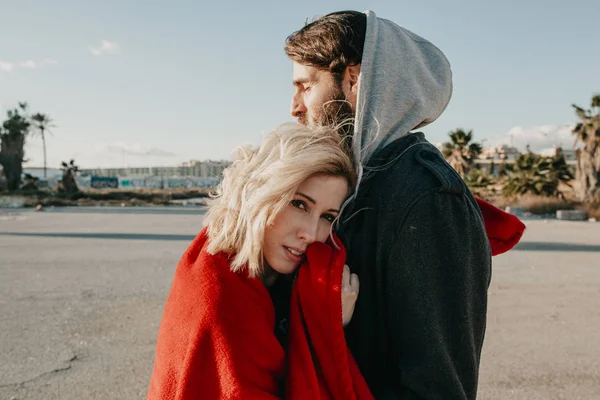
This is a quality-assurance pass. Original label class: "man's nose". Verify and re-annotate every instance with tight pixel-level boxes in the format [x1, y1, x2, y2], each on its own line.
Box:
[290, 94, 307, 118]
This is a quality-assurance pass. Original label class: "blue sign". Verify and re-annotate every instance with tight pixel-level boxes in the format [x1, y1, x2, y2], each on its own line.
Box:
[91, 176, 119, 189]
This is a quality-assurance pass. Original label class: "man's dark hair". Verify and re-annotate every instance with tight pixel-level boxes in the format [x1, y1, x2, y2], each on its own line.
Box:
[285, 11, 367, 78]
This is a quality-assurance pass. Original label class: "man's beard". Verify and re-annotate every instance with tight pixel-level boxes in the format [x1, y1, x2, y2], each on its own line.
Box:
[300, 84, 354, 149]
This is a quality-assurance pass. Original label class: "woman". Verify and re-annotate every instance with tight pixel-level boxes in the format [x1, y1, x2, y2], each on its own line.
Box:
[146, 122, 367, 399]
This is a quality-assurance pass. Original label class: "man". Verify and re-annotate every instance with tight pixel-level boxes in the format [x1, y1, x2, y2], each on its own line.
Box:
[285, 10, 492, 399]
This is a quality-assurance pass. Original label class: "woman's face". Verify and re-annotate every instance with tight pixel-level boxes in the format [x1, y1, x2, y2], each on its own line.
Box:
[263, 174, 348, 278]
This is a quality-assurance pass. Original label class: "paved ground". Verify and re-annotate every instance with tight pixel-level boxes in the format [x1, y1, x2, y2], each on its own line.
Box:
[0, 207, 598, 400]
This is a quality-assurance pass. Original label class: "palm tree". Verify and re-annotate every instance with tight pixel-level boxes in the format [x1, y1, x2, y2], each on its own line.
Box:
[464, 168, 496, 198]
[21, 173, 40, 191]
[571, 95, 600, 202]
[441, 129, 483, 177]
[59, 159, 80, 193]
[0, 103, 30, 191]
[502, 151, 574, 198]
[30, 113, 54, 179]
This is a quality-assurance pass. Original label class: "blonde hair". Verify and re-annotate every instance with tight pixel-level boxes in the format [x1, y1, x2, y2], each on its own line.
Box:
[204, 122, 356, 278]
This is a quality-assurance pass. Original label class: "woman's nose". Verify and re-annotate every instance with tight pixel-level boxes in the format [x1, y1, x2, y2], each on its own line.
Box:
[297, 218, 318, 244]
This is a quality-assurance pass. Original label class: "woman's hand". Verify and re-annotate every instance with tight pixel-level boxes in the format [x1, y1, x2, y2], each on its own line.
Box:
[341, 264, 360, 327]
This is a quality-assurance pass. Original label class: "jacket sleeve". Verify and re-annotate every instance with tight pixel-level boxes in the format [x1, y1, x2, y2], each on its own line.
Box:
[381, 191, 491, 399]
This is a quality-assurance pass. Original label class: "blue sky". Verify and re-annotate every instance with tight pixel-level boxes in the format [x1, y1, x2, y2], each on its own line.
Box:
[1, 0, 598, 168]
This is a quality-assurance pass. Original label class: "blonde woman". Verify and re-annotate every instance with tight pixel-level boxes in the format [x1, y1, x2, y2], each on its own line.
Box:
[146, 123, 371, 400]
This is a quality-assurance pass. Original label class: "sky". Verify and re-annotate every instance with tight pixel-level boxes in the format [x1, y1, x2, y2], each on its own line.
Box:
[1, 0, 598, 169]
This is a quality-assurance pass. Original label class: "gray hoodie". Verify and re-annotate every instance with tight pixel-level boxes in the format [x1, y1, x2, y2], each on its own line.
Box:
[353, 10, 453, 177]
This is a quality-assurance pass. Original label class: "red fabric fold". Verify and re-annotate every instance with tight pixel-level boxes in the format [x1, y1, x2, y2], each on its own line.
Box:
[475, 197, 526, 256]
[287, 235, 374, 400]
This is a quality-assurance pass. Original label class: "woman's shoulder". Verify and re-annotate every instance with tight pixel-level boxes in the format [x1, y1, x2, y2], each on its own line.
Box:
[170, 227, 270, 314]
[174, 228, 237, 290]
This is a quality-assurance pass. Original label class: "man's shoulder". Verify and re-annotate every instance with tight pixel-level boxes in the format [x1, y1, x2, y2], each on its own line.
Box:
[366, 132, 467, 201]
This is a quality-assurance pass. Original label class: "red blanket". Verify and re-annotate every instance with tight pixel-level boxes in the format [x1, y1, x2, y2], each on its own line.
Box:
[147, 199, 524, 400]
[146, 228, 285, 400]
[146, 228, 371, 400]
[287, 235, 374, 400]
[475, 197, 526, 256]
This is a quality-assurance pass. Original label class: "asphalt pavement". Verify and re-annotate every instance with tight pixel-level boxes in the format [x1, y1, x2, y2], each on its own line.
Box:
[1, 207, 598, 399]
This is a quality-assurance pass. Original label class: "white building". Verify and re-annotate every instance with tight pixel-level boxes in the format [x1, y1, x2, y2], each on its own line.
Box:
[78, 160, 231, 189]
[539, 146, 577, 161]
[80, 160, 230, 180]
[478, 145, 521, 161]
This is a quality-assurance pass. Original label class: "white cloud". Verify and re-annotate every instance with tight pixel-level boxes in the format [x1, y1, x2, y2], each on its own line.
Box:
[24, 141, 178, 169]
[41, 58, 59, 66]
[0, 61, 15, 72]
[487, 124, 577, 152]
[89, 40, 120, 56]
[0, 58, 58, 72]
[20, 60, 37, 69]
[101, 142, 176, 157]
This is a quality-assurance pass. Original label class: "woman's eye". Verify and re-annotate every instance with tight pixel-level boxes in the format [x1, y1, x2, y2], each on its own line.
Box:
[290, 199, 307, 210]
[322, 213, 336, 223]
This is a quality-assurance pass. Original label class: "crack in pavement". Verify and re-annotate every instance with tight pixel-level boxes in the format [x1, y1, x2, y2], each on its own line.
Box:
[0, 354, 79, 389]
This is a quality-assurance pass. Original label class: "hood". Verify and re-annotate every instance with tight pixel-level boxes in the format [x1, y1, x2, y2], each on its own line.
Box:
[353, 10, 453, 169]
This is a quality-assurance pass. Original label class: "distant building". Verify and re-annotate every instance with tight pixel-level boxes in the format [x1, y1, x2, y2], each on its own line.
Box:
[474, 145, 577, 176]
[78, 160, 231, 189]
[539, 146, 576, 161]
[479, 145, 521, 161]
[22, 167, 63, 180]
[80, 160, 230, 180]
[5, 161, 233, 191]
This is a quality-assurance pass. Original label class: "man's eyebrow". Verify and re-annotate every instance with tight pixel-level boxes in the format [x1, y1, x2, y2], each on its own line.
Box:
[293, 77, 313, 86]
[296, 192, 340, 213]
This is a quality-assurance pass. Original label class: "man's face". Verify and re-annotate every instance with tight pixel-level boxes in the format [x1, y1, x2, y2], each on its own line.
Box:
[290, 62, 355, 130]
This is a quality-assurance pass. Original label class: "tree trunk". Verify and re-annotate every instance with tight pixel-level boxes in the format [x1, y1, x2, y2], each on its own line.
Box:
[576, 143, 600, 202]
[61, 171, 79, 193]
[42, 129, 47, 179]
[0, 134, 25, 191]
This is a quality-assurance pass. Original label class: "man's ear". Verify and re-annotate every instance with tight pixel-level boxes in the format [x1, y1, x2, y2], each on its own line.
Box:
[346, 64, 361, 95]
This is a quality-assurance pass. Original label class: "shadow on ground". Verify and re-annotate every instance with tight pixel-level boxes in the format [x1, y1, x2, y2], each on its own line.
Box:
[0, 232, 197, 241]
[2, 232, 599, 252]
[514, 241, 600, 252]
